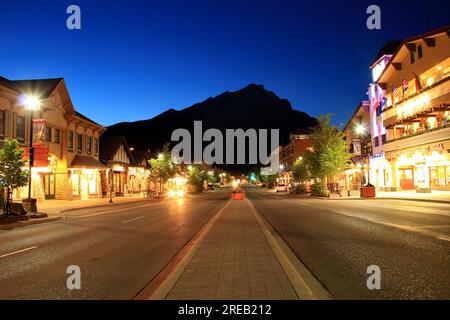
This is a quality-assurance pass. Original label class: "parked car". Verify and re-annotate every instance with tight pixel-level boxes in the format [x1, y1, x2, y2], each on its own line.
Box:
[275, 184, 288, 192]
[207, 184, 215, 191]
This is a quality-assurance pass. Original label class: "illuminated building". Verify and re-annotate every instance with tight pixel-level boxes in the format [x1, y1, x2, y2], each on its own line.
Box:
[342, 101, 371, 192]
[368, 26, 450, 192]
[100, 136, 151, 197]
[0, 76, 106, 201]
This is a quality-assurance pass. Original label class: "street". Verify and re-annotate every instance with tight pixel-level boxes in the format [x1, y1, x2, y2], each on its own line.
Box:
[0, 189, 229, 299]
[1, 186, 449, 300]
[245, 186, 450, 300]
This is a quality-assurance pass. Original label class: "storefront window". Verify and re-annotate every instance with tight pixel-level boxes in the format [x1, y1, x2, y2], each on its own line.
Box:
[72, 173, 80, 195]
[88, 174, 97, 194]
[430, 167, 447, 186]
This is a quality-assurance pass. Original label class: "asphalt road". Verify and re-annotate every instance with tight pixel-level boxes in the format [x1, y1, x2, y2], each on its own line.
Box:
[245, 186, 450, 300]
[0, 188, 229, 300]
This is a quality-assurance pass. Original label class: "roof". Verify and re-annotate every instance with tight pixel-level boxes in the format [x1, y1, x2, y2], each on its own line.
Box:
[69, 155, 107, 169]
[131, 149, 151, 166]
[99, 135, 134, 163]
[371, 40, 402, 67]
[9, 78, 63, 99]
[75, 111, 102, 127]
[376, 24, 450, 82]
[342, 101, 370, 133]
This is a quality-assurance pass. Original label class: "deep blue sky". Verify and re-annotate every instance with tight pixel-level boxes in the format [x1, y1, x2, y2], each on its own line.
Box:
[1, 0, 449, 127]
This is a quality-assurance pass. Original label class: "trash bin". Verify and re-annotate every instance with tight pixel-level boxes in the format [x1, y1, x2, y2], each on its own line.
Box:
[360, 184, 376, 198]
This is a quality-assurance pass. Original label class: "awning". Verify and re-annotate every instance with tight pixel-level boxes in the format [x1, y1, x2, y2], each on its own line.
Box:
[70, 155, 107, 169]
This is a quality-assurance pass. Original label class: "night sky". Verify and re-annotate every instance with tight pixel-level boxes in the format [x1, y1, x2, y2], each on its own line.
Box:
[1, 0, 449, 127]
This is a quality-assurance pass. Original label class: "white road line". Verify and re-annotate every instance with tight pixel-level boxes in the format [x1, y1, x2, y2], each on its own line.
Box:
[330, 209, 450, 242]
[76, 203, 159, 219]
[122, 216, 145, 224]
[0, 246, 38, 259]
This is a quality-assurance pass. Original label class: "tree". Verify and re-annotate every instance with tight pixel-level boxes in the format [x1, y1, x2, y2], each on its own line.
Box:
[148, 143, 178, 192]
[260, 174, 278, 189]
[187, 165, 208, 193]
[291, 159, 309, 183]
[307, 114, 352, 185]
[0, 140, 29, 216]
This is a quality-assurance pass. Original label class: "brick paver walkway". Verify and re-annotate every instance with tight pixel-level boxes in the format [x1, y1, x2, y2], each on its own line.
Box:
[165, 199, 298, 300]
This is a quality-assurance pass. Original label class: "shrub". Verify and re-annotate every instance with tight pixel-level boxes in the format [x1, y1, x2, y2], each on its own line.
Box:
[311, 181, 329, 197]
[290, 184, 308, 194]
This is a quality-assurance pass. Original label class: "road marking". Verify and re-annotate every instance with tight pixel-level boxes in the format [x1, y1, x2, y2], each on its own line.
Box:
[122, 216, 145, 224]
[76, 202, 160, 219]
[329, 209, 450, 243]
[0, 246, 38, 259]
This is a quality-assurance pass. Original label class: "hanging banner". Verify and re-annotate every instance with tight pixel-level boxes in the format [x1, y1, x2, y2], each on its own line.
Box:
[33, 119, 46, 145]
[23, 145, 49, 168]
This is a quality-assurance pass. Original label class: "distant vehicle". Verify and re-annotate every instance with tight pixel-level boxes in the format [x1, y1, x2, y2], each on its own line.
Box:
[256, 182, 263, 187]
[275, 184, 288, 192]
[207, 184, 215, 191]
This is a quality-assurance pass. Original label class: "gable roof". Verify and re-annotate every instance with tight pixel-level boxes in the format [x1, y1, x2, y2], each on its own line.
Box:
[370, 40, 402, 67]
[75, 111, 103, 127]
[99, 135, 134, 163]
[376, 24, 450, 83]
[0, 77, 63, 99]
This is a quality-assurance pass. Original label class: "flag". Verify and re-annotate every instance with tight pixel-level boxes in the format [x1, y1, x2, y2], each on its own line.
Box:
[380, 96, 387, 109]
[402, 79, 409, 98]
[414, 73, 422, 92]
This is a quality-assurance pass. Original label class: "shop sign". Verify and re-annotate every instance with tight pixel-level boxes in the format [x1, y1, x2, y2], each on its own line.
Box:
[386, 143, 445, 160]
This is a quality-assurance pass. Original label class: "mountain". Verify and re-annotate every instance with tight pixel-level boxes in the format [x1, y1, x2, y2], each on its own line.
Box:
[103, 84, 317, 173]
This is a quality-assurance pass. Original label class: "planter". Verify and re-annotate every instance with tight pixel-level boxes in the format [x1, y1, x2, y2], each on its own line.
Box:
[360, 185, 376, 198]
[232, 192, 245, 200]
[22, 198, 37, 213]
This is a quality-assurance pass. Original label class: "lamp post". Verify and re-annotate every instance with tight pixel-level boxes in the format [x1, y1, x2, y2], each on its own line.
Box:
[354, 124, 370, 186]
[24, 95, 40, 200]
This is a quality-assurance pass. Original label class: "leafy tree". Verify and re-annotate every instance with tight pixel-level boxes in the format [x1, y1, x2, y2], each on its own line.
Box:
[148, 143, 178, 192]
[307, 114, 352, 185]
[260, 174, 278, 189]
[291, 159, 309, 183]
[0, 140, 29, 216]
[187, 165, 208, 193]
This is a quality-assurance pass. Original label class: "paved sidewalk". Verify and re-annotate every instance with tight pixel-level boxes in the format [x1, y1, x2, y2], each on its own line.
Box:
[36, 196, 150, 216]
[329, 190, 450, 203]
[165, 199, 298, 300]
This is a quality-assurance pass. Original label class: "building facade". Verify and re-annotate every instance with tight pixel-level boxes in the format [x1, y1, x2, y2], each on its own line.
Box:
[342, 101, 371, 191]
[368, 26, 450, 192]
[0, 76, 106, 201]
[100, 135, 151, 197]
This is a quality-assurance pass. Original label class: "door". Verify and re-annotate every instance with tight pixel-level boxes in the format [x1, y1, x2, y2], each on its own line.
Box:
[113, 172, 123, 196]
[43, 173, 56, 199]
[399, 168, 414, 190]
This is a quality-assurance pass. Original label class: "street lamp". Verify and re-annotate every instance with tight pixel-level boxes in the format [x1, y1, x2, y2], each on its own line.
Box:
[354, 123, 370, 186]
[24, 95, 40, 200]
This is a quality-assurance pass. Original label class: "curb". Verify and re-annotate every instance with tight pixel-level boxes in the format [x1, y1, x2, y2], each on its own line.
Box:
[133, 199, 231, 300]
[0, 217, 62, 230]
[58, 198, 160, 214]
[246, 198, 333, 300]
[314, 196, 450, 205]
